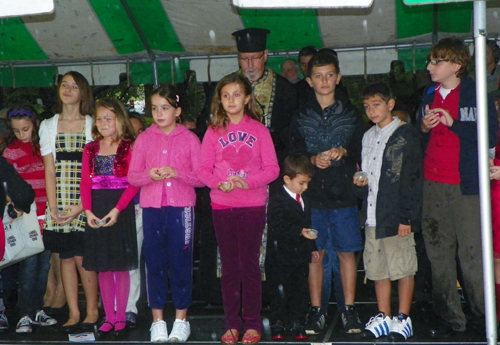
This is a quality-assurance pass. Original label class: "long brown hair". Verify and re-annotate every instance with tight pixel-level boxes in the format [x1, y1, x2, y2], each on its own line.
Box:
[92, 98, 135, 143]
[0, 104, 40, 156]
[209, 72, 260, 130]
[56, 71, 94, 115]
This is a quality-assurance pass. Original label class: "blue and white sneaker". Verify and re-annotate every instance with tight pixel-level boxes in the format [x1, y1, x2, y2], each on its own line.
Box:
[362, 312, 392, 338]
[16, 315, 32, 334]
[0, 312, 9, 331]
[33, 309, 57, 326]
[389, 314, 413, 341]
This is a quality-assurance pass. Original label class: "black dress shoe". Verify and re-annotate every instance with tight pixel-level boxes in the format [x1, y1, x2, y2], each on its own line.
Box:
[114, 321, 127, 337]
[98, 321, 114, 337]
[79, 322, 96, 331]
[429, 320, 453, 337]
[125, 312, 137, 329]
[61, 323, 79, 333]
[271, 321, 285, 341]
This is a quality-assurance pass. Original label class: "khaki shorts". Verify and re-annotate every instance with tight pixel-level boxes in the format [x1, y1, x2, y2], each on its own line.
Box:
[363, 225, 417, 281]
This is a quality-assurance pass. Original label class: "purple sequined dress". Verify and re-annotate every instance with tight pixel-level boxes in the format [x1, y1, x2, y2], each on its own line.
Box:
[83, 155, 138, 272]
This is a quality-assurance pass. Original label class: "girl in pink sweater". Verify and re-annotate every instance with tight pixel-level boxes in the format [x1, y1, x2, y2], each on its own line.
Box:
[128, 85, 203, 343]
[198, 73, 279, 345]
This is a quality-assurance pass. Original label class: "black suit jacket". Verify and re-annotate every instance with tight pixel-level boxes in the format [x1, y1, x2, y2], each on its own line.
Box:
[0, 156, 35, 216]
[267, 185, 317, 266]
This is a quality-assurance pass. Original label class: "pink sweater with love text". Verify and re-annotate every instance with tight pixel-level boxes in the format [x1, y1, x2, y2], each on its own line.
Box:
[198, 115, 279, 208]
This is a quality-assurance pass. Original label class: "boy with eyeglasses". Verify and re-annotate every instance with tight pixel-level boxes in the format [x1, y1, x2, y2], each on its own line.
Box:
[417, 37, 498, 337]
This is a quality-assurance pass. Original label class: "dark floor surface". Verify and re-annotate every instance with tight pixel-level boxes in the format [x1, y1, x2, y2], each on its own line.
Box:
[0, 283, 491, 344]
[0, 233, 493, 345]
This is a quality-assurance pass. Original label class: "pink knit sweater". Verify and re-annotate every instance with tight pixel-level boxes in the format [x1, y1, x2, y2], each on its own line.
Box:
[128, 124, 203, 208]
[198, 115, 279, 208]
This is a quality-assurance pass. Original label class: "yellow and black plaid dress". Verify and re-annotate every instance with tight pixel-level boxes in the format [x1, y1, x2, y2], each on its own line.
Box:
[44, 131, 87, 235]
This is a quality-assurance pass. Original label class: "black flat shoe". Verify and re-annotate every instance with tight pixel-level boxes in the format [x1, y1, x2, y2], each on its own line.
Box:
[114, 321, 127, 337]
[98, 321, 114, 337]
[79, 322, 96, 331]
[61, 323, 79, 333]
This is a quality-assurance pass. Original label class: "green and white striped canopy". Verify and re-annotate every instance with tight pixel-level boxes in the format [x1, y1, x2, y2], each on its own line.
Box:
[1, 0, 499, 86]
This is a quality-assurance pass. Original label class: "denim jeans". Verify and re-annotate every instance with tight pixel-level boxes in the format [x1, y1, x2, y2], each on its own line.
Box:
[311, 208, 360, 313]
[322, 242, 345, 312]
[17, 250, 51, 318]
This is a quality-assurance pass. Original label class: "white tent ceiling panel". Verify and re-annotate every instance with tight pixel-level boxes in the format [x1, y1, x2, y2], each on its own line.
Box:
[190, 57, 239, 82]
[318, 0, 396, 47]
[23, 0, 118, 61]
[58, 63, 125, 86]
[487, 4, 500, 37]
[164, 0, 244, 54]
[336, 48, 398, 75]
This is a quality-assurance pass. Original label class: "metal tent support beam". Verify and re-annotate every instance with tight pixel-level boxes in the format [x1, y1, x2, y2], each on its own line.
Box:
[474, 2, 497, 345]
[120, 0, 159, 87]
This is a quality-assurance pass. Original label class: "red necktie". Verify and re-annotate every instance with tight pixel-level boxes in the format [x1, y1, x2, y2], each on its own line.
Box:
[296, 194, 301, 206]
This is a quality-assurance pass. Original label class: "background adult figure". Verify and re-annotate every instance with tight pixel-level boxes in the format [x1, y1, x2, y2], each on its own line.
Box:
[485, 39, 500, 94]
[470, 39, 500, 95]
[232, 28, 297, 163]
[281, 59, 300, 84]
[296, 46, 317, 108]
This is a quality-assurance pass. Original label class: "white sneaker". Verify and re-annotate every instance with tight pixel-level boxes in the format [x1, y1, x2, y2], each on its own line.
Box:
[16, 315, 33, 334]
[168, 319, 190, 342]
[0, 312, 9, 331]
[389, 314, 413, 340]
[150, 320, 169, 343]
[364, 313, 392, 338]
[33, 309, 57, 326]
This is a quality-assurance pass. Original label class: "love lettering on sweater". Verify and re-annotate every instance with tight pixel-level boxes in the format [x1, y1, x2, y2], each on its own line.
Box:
[218, 131, 257, 148]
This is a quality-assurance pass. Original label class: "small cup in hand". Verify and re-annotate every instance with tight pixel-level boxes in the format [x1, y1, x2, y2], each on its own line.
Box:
[354, 171, 367, 182]
[54, 209, 68, 217]
[95, 219, 107, 227]
[308, 229, 318, 239]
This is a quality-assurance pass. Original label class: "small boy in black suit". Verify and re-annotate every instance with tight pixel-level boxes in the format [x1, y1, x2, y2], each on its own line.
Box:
[266, 154, 319, 341]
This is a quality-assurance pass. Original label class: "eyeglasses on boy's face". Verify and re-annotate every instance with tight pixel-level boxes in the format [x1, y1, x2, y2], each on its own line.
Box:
[426, 59, 450, 66]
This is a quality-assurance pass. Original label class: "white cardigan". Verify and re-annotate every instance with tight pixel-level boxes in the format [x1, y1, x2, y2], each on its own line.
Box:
[39, 114, 94, 159]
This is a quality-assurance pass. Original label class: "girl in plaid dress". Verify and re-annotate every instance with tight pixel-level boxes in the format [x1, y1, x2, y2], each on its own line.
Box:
[39, 71, 99, 332]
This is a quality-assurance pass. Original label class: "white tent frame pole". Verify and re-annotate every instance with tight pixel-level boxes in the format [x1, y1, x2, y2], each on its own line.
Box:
[474, 2, 496, 344]
[4, 39, 500, 70]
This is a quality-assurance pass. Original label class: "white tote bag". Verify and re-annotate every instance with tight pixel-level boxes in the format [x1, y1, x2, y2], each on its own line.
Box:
[1, 202, 44, 268]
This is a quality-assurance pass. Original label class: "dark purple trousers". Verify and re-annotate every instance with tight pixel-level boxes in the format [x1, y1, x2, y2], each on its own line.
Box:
[212, 206, 266, 332]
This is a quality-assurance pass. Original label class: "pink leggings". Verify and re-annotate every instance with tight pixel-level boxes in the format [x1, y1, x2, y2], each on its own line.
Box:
[99, 271, 130, 324]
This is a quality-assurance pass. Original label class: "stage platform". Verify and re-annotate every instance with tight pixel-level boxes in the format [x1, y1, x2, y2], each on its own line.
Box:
[0, 291, 489, 344]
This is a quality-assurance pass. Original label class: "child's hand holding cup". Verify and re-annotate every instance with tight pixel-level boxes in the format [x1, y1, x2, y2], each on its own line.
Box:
[95, 219, 107, 227]
[353, 171, 368, 186]
[307, 229, 318, 239]
[219, 181, 231, 192]
[302, 228, 318, 240]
